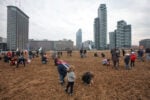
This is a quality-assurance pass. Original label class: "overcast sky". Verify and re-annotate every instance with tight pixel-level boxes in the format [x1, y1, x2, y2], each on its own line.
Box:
[0, 0, 150, 45]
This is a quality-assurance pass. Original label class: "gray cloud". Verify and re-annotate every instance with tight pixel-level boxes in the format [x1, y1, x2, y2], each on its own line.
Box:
[0, 0, 150, 45]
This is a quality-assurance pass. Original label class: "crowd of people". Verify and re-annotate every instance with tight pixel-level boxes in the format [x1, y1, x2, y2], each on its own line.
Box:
[0, 46, 150, 96]
[110, 47, 150, 70]
[93, 47, 150, 70]
[0, 50, 27, 68]
[0, 49, 44, 67]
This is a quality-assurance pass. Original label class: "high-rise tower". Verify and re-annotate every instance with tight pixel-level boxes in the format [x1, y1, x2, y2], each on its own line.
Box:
[94, 4, 107, 50]
[76, 29, 82, 49]
[7, 6, 29, 50]
[94, 17, 100, 49]
[109, 20, 131, 49]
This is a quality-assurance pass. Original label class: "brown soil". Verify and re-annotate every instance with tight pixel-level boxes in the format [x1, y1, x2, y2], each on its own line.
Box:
[0, 51, 150, 100]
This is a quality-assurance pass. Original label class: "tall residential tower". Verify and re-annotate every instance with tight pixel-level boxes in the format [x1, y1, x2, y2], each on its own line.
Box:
[94, 17, 100, 49]
[94, 4, 107, 50]
[76, 29, 82, 49]
[7, 6, 29, 50]
[109, 20, 131, 49]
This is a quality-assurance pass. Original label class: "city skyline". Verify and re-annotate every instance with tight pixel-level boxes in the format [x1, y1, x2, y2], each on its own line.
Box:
[0, 0, 150, 45]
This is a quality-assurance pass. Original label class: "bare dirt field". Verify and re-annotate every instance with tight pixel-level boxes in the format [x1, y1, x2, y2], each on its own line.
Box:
[0, 51, 150, 100]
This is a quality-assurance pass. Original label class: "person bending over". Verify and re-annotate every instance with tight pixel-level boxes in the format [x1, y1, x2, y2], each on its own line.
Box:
[82, 72, 94, 85]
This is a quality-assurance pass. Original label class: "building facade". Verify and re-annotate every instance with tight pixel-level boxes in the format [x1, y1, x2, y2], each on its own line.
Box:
[0, 37, 2, 43]
[7, 6, 29, 50]
[0, 37, 7, 43]
[139, 39, 150, 48]
[124, 25, 131, 47]
[29, 40, 54, 51]
[82, 40, 94, 50]
[94, 17, 100, 49]
[76, 29, 82, 49]
[0, 37, 7, 51]
[109, 31, 116, 49]
[29, 39, 74, 51]
[109, 20, 131, 49]
[54, 40, 74, 50]
[0, 43, 7, 51]
[98, 4, 107, 50]
[94, 4, 107, 50]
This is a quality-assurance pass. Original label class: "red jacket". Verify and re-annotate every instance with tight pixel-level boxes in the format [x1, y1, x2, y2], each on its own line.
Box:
[7, 51, 12, 58]
[130, 54, 136, 61]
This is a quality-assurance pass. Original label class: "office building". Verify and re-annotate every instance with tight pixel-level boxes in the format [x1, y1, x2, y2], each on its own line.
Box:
[7, 6, 29, 50]
[29, 39, 74, 51]
[109, 20, 131, 49]
[94, 4, 107, 50]
[76, 29, 82, 49]
[94, 17, 100, 49]
[109, 31, 116, 49]
[139, 39, 150, 48]
[0, 37, 7, 43]
[0, 37, 7, 51]
[29, 40, 54, 51]
[82, 40, 94, 50]
[0, 43, 7, 51]
[54, 40, 74, 50]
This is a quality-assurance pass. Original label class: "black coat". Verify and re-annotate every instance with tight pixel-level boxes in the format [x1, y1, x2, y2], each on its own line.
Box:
[124, 55, 130, 64]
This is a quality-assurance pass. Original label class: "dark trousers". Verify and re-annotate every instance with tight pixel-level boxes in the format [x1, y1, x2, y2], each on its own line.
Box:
[16, 59, 25, 68]
[113, 60, 119, 69]
[130, 61, 135, 67]
[66, 82, 74, 93]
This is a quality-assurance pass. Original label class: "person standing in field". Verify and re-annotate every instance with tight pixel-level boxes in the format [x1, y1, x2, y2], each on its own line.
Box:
[130, 52, 136, 68]
[65, 65, 76, 96]
[137, 48, 144, 62]
[80, 49, 83, 58]
[111, 48, 120, 70]
[124, 53, 130, 70]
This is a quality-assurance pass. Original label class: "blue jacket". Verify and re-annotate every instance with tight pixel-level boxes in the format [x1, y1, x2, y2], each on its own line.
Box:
[57, 64, 69, 76]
